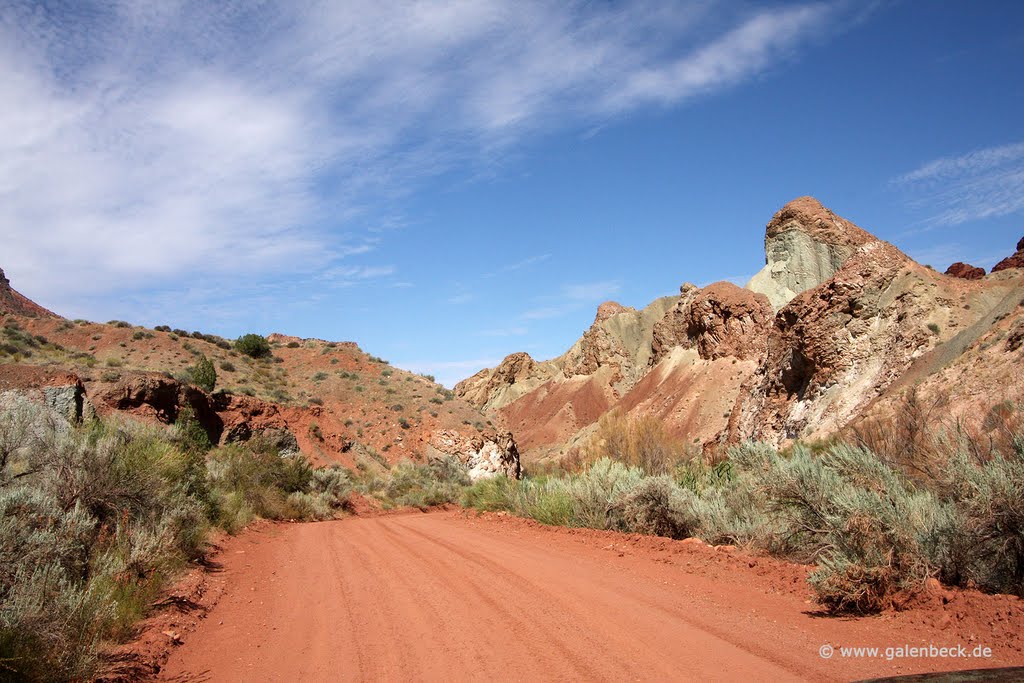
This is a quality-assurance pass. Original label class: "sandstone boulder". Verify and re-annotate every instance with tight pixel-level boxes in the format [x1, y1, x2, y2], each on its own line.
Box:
[945, 262, 985, 280]
[454, 352, 554, 411]
[734, 241, 958, 443]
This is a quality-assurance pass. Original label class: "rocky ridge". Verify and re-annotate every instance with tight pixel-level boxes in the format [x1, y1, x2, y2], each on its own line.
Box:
[458, 199, 1024, 461]
[992, 236, 1024, 273]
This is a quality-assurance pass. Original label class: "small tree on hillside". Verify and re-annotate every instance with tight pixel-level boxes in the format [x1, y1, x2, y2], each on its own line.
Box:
[235, 333, 271, 359]
[191, 355, 217, 392]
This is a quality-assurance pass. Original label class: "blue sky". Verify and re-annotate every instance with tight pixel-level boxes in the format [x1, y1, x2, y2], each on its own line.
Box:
[2, 1, 1023, 386]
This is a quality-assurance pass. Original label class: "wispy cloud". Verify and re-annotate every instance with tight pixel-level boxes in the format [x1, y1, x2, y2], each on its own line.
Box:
[903, 243, 1006, 272]
[893, 141, 1024, 228]
[520, 280, 622, 320]
[478, 326, 529, 337]
[563, 280, 622, 301]
[317, 265, 396, 287]
[0, 0, 841, 319]
[447, 292, 477, 305]
[483, 253, 552, 278]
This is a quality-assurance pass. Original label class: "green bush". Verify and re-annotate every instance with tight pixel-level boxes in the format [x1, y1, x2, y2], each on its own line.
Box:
[380, 457, 468, 509]
[0, 404, 211, 681]
[235, 333, 272, 359]
[190, 355, 217, 392]
[609, 476, 694, 538]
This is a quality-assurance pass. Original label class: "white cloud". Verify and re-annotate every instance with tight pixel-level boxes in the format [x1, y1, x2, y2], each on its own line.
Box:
[0, 0, 840, 318]
[894, 141, 1024, 228]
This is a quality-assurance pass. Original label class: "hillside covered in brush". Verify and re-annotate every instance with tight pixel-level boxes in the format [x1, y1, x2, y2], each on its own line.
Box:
[0, 271, 520, 480]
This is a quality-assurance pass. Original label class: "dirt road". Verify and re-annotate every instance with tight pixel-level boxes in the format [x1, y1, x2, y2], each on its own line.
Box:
[158, 511, 1024, 682]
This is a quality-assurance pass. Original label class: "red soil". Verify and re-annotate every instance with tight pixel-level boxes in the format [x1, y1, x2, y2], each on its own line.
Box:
[146, 511, 1023, 682]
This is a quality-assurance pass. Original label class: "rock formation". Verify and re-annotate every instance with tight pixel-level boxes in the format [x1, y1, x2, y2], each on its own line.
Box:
[746, 196, 876, 310]
[427, 429, 522, 480]
[734, 241, 947, 442]
[945, 262, 985, 280]
[992, 236, 1024, 272]
[454, 352, 554, 413]
[460, 196, 1024, 461]
[0, 364, 89, 422]
[652, 282, 771, 363]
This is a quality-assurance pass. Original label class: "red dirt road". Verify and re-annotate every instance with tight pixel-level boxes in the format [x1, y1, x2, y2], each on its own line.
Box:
[158, 511, 1024, 682]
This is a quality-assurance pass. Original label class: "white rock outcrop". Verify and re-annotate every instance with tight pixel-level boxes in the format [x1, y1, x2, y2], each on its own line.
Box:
[427, 429, 522, 481]
[747, 196, 875, 310]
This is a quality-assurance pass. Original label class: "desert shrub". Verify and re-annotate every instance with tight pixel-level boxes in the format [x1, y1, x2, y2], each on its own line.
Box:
[382, 457, 469, 508]
[848, 388, 943, 479]
[746, 443, 951, 612]
[470, 459, 645, 529]
[220, 360, 235, 372]
[189, 355, 217, 392]
[939, 448, 1024, 595]
[206, 445, 316, 529]
[461, 475, 519, 511]
[286, 341, 300, 348]
[0, 404, 213, 681]
[235, 333, 272, 359]
[284, 467, 352, 521]
[312, 372, 328, 382]
[609, 476, 694, 538]
[556, 459, 645, 527]
[583, 410, 684, 475]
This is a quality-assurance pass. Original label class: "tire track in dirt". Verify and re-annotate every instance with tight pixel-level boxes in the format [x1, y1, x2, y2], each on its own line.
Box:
[158, 511, 1024, 682]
